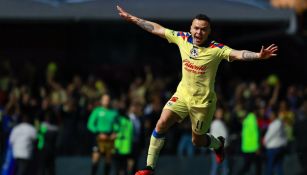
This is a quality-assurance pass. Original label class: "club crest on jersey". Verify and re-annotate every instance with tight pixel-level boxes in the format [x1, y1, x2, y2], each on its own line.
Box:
[190, 47, 198, 58]
[170, 97, 178, 102]
[167, 97, 178, 106]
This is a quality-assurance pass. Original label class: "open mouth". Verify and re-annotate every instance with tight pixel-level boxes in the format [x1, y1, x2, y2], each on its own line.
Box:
[194, 36, 202, 42]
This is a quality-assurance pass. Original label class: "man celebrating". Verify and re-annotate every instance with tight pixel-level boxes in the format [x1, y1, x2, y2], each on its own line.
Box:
[117, 5, 278, 175]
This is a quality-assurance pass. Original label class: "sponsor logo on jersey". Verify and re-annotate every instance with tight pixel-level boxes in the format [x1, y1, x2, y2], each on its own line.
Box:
[183, 59, 208, 74]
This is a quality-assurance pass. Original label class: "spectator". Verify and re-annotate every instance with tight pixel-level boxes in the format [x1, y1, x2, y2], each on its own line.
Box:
[127, 101, 145, 174]
[9, 113, 37, 175]
[210, 107, 229, 175]
[278, 100, 295, 152]
[177, 119, 195, 158]
[36, 113, 59, 175]
[263, 109, 287, 175]
[294, 101, 307, 175]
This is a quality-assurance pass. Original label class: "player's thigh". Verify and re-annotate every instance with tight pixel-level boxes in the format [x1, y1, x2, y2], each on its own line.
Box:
[163, 94, 189, 121]
[156, 109, 181, 132]
[158, 94, 189, 131]
[190, 102, 216, 135]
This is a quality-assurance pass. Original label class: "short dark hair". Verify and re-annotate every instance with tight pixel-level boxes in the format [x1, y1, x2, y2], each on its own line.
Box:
[193, 14, 212, 24]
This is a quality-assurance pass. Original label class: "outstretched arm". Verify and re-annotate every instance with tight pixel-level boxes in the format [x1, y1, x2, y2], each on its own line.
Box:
[117, 5, 166, 38]
[229, 44, 278, 61]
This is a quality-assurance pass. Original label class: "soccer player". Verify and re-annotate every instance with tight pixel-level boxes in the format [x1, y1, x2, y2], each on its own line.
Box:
[117, 5, 278, 175]
[87, 94, 119, 175]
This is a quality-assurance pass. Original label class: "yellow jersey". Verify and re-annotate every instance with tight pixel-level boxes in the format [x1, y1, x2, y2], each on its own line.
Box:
[165, 28, 233, 106]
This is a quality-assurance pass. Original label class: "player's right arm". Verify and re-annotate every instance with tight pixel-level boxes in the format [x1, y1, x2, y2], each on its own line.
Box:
[87, 108, 98, 133]
[117, 5, 166, 38]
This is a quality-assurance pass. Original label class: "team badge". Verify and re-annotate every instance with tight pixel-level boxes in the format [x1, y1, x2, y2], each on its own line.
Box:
[190, 47, 198, 58]
[167, 96, 178, 106]
[170, 97, 178, 102]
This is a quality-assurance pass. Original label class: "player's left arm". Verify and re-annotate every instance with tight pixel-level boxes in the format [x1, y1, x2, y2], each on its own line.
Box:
[229, 44, 278, 61]
[117, 5, 166, 38]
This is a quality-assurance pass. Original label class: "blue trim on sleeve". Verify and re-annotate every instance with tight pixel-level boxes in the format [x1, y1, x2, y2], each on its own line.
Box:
[152, 129, 165, 138]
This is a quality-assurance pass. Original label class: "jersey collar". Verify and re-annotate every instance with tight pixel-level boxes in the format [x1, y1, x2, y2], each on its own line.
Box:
[188, 34, 212, 48]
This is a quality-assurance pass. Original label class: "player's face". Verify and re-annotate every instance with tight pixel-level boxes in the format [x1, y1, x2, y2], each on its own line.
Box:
[101, 94, 110, 108]
[190, 19, 211, 46]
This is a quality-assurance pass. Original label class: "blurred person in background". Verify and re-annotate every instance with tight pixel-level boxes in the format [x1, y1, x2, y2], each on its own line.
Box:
[82, 75, 101, 106]
[263, 108, 287, 175]
[278, 100, 295, 152]
[18, 87, 37, 125]
[258, 77, 280, 165]
[1, 90, 20, 175]
[87, 94, 119, 175]
[238, 108, 262, 175]
[294, 100, 307, 175]
[67, 75, 90, 155]
[177, 119, 195, 158]
[117, 5, 278, 175]
[9, 111, 37, 175]
[286, 85, 300, 111]
[36, 99, 59, 175]
[210, 107, 229, 175]
[228, 101, 245, 155]
[128, 66, 152, 105]
[257, 105, 270, 144]
[0, 106, 4, 164]
[58, 97, 77, 155]
[127, 101, 145, 174]
[114, 111, 134, 175]
[143, 93, 163, 147]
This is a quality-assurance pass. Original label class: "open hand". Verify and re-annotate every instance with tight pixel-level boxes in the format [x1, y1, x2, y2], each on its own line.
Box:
[117, 5, 135, 22]
[259, 44, 278, 59]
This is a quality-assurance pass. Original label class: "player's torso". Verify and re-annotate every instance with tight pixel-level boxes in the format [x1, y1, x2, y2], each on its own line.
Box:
[95, 107, 117, 132]
[176, 37, 222, 101]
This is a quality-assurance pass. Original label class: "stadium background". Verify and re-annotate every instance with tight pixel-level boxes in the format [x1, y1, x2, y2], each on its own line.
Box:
[0, 0, 306, 175]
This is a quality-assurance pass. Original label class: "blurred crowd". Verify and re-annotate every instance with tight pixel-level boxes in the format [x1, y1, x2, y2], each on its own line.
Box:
[0, 60, 307, 175]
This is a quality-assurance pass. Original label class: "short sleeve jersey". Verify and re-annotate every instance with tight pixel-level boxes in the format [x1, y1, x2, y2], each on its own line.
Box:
[165, 28, 233, 105]
[87, 107, 118, 134]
